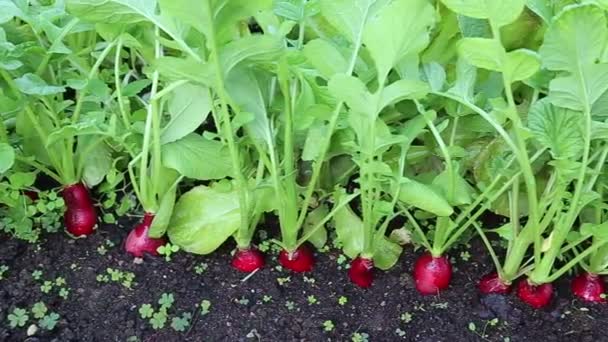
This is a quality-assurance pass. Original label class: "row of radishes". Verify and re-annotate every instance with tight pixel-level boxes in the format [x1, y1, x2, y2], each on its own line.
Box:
[55, 183, 604, 310]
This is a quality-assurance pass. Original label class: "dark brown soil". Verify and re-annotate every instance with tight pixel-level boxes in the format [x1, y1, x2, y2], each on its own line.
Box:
[1, 218, 607, 342]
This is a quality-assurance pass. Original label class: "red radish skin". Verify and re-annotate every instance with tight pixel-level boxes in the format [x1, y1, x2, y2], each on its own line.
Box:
[349, 257, 374, 288]
[413, 252, 452, 295]
[517, 278, 553, 309]
[125, 213, 167, 257]
[279, 245, 314, 272]
[571, 272, 605, 303]
[478, 272, 512, 294]
[62, 183, 97, 237]
[232, 248, 265, 273]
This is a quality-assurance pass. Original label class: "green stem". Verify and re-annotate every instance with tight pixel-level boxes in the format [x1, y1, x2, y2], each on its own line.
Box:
[35, 18, 80, 76]
[114, 37, 131, 129]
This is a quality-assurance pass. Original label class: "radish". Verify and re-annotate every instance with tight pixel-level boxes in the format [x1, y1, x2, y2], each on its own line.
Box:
[478, 272, 512, 294]
[62, 182, 97, 237]
[571, 272, 605, 303]
[279, 244, 314, 272]
[413, 252, 452, 295]
[349, 257, 374, 288]
[125, 213, 167, 257]
[517, 278, 553, 309]
[231, 248, 265, 273]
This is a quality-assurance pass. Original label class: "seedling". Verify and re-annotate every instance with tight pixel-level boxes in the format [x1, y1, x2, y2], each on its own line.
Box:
[7, 308, 28, 328]
[157, 243, 180, 262]
[323, 320, 335, 332]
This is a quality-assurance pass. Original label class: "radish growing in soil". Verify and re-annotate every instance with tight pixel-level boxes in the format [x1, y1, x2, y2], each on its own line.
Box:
[232, 248, 265, 273]
[348, 257, 374, 288]
[413, 252, 452, 295]
[478, 272, 511, 294]
[125, 213, 167, 257]
[279, 245, 315, 273]
[571, 272, 606, 303]
[517, 279, 553, 309]
[62, 183, 97, 237]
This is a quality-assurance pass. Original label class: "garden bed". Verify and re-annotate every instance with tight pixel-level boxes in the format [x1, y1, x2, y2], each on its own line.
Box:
[1, 219, 606, 342]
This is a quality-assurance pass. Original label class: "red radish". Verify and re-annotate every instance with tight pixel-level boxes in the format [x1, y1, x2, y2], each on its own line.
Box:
[232, 248, 265, 273]
[413, 252, 452, 295]
[279, 245, 314, 272]
[62, 182, 97, 237]
[478, 272, 512, 294]
[348, 257, 374, 288]
[571, 272, 605, 303]
[517, 278, 553, 309]
[24, 190, 39, 201]
[125, 213, 167, 257]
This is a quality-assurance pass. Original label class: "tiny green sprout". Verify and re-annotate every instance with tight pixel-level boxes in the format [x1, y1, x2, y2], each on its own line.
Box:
[200, 300, 211, 315]
[489, 318, 499, 327]
[105, 239, 116, 248]
[303, 276, 316, 284]
[400, 312, 413, 324]
[258, 240, 271, 253]
[430, 302, 448, 309]
[460, 251, 471, 261]
[395, 328, 406, 337]
[337, 254, 347, 265]
[32, 270, 42, 280]
[0, 265, 8, 280]
[307, 295, 318, 305]
[237, 297, 250, 305]
[351, 332, 369, 342]
[171, 313, 192, 332]
[139, 304, 154, 319]
[277, 276, 291, 286]
[40, 281, 53, 294]
[468, 322, 476, 332]
[285, 301, 296, 311]
[150, 312, 167, 330]
[262, 295, 272, 303]
[31, 302, 48, 319]
[59, 288, 70, 299]
[97, 245, 108, 255]
[157, 243, 180, 262]
[8, 308, 29, 328]
[323, 320, 335, 332]
[96, 274, 109, 283]
[194, 262, 209, 275]
[39, 313, 60, 331]
[70, 264, 78, 270]
[338, 296, 348, 306]
[158, 293, 175, 309]
[55, 277, 66, 286]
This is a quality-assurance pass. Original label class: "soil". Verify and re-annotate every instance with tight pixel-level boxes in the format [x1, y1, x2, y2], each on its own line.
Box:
[1, 217, 607, 342]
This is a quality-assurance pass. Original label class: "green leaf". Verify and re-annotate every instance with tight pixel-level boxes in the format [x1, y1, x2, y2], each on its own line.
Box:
[79, 138, 112, 187]
[219, 35, 284, 77]
[372, 235, 403, 270]
[14, 73, 65, 95]
[167, 185, 241, 254]
[528, 99, 583, 160]
[441, 0, 525, 27]
[0, 143, 15, 174]
[148, 184, 177, 238]
[398, 177, 454, 216]
[432, 170, 474, 206]
[319, 0, 377, 44]
[328, 74, 375, 115]
[303, 39, 347, 79]
[154, 57, 214, 87]
[458, 38, 503, 71]
[332, 190, 364, 258]
[503, 49, 541, 82]
[379, 79, 430, 110]
[161, 83, 211, 144]
[302, 204, 329, 249]
[161, 134, 231, 180]
[363, 0, 435, 81]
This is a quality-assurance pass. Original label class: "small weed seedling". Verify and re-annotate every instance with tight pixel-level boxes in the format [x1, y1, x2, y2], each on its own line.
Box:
[157, 243, 179, 262]
[97, 268, 136, 288]
[200, 300, 211, 315]
[323, 320, 335, 332]
[338, 296, 348, 306]
[139, 293, 191, 332]
[194, 262, 208, 275]
[7, 308, 28, 328]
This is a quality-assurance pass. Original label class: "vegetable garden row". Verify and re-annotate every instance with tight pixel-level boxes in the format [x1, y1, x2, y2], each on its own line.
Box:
[1, 0, 608, 321]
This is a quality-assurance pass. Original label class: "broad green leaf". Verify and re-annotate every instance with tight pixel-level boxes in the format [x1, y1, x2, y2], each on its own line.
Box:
[154, 57, 214, 87]
[0, 0, 21, 23]
[319, 0, 377, 44]
[372, 235, 403, 270]
[432, 170, 474, 206]
[447, 58, 477, 103]
[302, 122, 327, 161]
[363, 0, 435, 81]
[379, 79, 430, 110]
[442, 0, 525, 27]
[328, 74, 375, 115]
[167, 185, 240, 254]
[0, 143, 14, 173]
[528, 99, 583, 160]
[14, 73, 65, 95]
[526, 0, 552, 23]
[303, 39, 347, 79]
[302, 204, 329, 249]
[539, 4, 606, 71]
[548, 64, 608, 111]
[421, 62, 446, 92]
[47, 112, 112, 148]
[161, 84, 211, 144]
[161, 134, 232, 180]
[78, 138, 112, 187]
[458, 38, 503, 71]
[504, 49, 541, 82]
[220, 35, 284, 77]
[398, 177, 454, 216]
[149, 184, 177, 238]
[333, 189, 364, 258]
